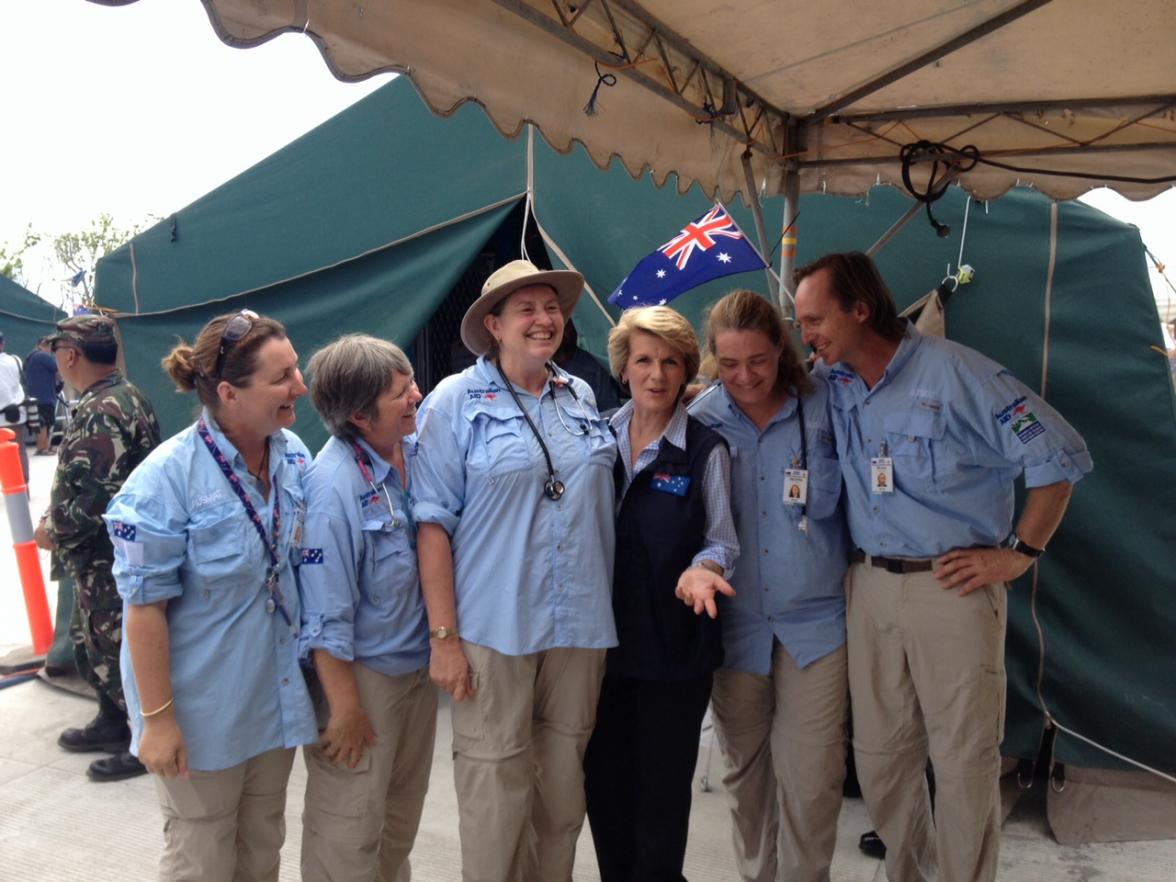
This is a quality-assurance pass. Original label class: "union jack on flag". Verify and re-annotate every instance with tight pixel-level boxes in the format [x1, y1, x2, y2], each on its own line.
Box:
[659, 205, 746, 270]
[608, 203, 767, 308]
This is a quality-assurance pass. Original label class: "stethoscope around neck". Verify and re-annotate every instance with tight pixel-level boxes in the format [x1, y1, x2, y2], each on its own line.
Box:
[350, 440, 415, 543]
[493, 359, 593, 501]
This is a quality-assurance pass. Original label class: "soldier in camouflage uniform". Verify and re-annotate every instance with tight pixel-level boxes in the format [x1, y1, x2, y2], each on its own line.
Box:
[34, 315, 161, 782]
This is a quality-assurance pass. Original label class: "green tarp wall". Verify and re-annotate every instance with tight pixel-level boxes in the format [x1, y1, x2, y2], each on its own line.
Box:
[0, 275, 67, 359]
[95, 78, 1176, 778]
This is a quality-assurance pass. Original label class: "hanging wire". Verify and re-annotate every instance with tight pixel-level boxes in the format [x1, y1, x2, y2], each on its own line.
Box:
[898, 139, 1176, 186]
[900, 141, 979, 237]
[584, 61, 618, 116]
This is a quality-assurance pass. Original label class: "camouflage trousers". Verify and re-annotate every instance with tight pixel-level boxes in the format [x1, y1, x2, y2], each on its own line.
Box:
[69, 567, 126, 719]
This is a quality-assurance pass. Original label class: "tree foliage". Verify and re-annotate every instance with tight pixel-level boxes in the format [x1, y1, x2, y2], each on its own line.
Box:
[0, 225, 42, 284]
[1, 214, 150, 307]
[51, 212, 145, 306]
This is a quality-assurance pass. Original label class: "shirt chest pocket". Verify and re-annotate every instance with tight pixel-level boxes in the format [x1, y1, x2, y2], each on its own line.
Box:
[569, 408, 617, 468]
[883, 409, 944, 489]
[362, 518, 414, 600]
[187, 508, 256, 593]
[467, 411, 534, 477]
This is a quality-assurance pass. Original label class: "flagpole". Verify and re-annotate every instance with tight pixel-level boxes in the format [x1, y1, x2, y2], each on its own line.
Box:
[739, 152, 778, 298]
[715, 198, 782, 292]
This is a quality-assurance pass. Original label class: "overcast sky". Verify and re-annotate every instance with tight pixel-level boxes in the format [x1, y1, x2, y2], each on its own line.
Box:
[2, 1, 1173, 332]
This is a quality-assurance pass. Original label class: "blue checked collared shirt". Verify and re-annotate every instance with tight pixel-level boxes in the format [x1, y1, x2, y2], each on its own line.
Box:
[690, 382, 848, 672]
[105, 410, 317, 772]
[611, 400, 739, 576]
[412, 357, 618, 655]
[816, 325, 1093, 558]
[297, 435, 429, 677]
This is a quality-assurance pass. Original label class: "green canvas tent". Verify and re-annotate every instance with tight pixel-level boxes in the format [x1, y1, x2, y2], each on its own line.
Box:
[0, 275, 67, 360]
[94, 77, 1176, 842]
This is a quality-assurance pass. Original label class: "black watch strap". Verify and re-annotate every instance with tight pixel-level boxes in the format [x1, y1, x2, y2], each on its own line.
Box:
[1004, 533, 1044, 558]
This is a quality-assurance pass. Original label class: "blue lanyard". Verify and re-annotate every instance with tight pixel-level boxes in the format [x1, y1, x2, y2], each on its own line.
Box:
[196, 418, 293, 629]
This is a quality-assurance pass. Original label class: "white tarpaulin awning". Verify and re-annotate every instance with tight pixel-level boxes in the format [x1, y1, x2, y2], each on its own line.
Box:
[150, 0, 1176, 203]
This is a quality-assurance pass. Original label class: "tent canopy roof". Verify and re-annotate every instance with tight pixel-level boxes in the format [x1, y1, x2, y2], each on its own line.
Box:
[122, 0, 1176, 202]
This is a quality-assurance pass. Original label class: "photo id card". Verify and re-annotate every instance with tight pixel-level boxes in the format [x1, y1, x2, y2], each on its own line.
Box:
[783, 468, 808, 506]
[871, 457, 894, 493]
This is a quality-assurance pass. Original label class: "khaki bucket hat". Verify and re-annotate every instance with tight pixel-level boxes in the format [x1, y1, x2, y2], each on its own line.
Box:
[460, 260, 583, 356]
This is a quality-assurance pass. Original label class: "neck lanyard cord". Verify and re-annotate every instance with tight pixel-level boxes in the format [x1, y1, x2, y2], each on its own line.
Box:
[196, 419, 293, 628]
[796, 395, 807, 520]
[494, 360, 558, 483]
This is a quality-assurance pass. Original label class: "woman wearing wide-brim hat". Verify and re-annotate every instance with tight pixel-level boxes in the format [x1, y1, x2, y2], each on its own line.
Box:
[412, 259, 618, 882]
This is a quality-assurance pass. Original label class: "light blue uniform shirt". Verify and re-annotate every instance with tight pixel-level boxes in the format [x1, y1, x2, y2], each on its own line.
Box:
[413, 356, 618, 655]
[816, 326, 1093, 558]
[297, 435, 429, 677]
[690, 383, 848, 673]
[105, 411, 317, 772]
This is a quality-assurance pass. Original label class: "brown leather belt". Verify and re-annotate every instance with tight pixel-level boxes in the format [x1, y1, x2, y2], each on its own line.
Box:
[850, 549, 935, 574]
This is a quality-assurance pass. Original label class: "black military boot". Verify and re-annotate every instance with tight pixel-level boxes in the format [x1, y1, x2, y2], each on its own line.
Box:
[57, 712, 131, 754]
[87, 751, 147, 782]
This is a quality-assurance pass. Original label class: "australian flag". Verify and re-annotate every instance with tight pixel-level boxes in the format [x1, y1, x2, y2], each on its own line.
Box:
[111, 521, 136, 541]
[608, 204, 767, 308]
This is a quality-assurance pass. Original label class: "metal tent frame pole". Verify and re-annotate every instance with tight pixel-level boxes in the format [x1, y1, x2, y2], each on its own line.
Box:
[741, 151, 777, 297]
[778, 167, 800, 316]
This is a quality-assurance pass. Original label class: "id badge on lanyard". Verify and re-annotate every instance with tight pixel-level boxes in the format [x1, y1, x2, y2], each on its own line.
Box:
[871, 442, 894, 494]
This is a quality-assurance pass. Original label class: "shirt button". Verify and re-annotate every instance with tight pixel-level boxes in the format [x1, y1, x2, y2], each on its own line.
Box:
[762, 548, 769, 555]
[203, 590, 211, 601]
[279, 637, 287, 645]
[873, 506, 879, 513]
[265, 598, 276, 614]
[281, 677, 289, 686]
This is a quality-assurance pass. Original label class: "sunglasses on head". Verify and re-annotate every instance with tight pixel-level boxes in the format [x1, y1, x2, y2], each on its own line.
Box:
[212, 310, 260, 380]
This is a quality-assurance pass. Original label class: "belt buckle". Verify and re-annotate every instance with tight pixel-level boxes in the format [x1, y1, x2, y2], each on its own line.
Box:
[884, 558, 905, 575]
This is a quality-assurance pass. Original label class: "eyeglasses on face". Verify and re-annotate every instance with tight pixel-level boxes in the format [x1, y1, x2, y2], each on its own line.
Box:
[212, 309, 260, 379]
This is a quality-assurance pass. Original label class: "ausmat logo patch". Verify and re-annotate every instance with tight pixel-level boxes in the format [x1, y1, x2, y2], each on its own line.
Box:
[829, 368, 855, 387]
[995, 396, 1046, 444]
[466, 387, 500, 401]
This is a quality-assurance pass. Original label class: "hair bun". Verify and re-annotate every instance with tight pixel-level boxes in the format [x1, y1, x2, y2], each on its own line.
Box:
[162, 343, 200, 392]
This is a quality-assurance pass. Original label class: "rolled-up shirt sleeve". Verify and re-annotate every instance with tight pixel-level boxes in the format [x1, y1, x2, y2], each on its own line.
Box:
[297, 498, 360, 663]
[979, 371, 1093, 487]
[105, 491, 186, 605]
[412, 394, 467, 535]
[691, 443, 740, 577]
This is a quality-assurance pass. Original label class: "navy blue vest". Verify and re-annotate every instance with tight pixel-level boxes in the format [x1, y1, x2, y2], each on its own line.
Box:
[609, 416, 726, 680]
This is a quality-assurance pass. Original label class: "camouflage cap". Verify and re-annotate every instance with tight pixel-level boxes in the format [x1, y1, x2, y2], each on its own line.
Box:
[49, 314, 117, 348]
